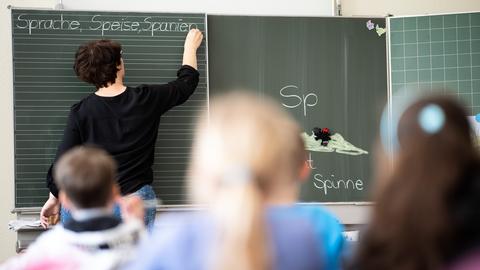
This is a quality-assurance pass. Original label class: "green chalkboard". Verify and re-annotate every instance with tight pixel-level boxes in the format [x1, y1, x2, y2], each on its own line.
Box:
[208, 15, 388, 202]
[12, 9, 207, 207]
[389, 13, 480, 116]
[12, 11, 388, 207]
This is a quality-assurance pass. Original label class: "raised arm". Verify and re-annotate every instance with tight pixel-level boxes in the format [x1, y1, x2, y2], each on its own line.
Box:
[182, 29, 203, 70]
[149, 29, 204, 114]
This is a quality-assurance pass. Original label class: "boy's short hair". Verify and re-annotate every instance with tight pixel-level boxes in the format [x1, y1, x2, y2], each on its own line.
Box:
[54, 146, 117, 209]
[73, 39, 122, 89]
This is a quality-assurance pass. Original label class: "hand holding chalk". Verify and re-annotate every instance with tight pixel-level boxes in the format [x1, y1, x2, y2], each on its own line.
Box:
[182, 29, 203, 70]
[184, 28, 203, 52]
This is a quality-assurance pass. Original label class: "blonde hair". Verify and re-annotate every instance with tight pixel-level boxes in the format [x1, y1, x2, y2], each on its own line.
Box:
[189, 91, 305, 270]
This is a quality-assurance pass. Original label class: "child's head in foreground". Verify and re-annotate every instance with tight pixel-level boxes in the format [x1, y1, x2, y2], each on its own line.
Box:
[54, 146, 118, 211]
[189, 91, 308, 205]
[354, 95, 480, 270]
[188, 91, 309, 270]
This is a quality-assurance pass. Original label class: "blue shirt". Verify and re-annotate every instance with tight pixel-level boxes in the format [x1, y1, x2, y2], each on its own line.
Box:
[125, 205, 345, 270]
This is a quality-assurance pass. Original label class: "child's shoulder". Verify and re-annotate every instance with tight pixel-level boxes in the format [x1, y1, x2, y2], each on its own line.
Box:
[153, 212, 214, 240]
[271, 204, 341, 225]
[156, 211, 209, 226]
[272, 205, 344, 242]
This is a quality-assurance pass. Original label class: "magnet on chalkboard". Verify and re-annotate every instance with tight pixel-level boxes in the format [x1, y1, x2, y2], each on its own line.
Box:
[375, 24, 386, 36]
[366, 20, 375, 31]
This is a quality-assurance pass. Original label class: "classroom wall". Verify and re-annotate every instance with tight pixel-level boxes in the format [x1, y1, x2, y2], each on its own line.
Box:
[341, 0, 480, 16]
[0, 0, 479, 262]
[0, 0, 57, 261]
[61, 0, 337, 16]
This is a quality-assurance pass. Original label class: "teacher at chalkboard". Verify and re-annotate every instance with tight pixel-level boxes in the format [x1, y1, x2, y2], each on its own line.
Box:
[40, 29, 204, 229]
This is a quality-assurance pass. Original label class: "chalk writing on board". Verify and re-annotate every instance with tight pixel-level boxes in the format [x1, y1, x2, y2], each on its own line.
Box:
[91, 15, 198, 36]
[279, 85, 318, 117]
[16, 14, 80, 34]
[306, 153, 316, 169]
[305, 154, 364, 195]
[15, 14, 198, 36]
[313, 174, 364, 195]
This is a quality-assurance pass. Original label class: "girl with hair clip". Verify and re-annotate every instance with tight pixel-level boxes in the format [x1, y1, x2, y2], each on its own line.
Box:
[125, 92, 345, 270]
[350, 95, 480, 270]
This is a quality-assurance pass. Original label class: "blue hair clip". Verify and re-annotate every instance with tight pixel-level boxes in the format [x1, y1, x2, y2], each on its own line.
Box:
[418, 104, 445, 134]
[380, 100, 445, 155]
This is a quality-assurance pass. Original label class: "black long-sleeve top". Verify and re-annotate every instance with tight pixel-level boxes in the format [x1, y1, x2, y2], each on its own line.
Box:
[46, 65, 199, 198]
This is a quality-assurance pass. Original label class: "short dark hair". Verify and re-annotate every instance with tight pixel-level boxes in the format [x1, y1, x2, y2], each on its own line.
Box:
[54, 146, 117, 209]
[73, 39, 122, 89]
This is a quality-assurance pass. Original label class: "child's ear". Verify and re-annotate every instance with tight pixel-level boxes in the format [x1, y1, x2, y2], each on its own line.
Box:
[298, 161, 311, 183]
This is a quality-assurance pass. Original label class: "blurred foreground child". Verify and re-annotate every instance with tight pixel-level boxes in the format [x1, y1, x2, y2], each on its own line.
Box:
[2, 146, 145, 270]
[351, 96, 480, 270]
[126, 92, 345, 270]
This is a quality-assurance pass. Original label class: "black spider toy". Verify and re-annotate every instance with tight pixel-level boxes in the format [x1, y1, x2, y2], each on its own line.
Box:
[313, 127, 332, 146]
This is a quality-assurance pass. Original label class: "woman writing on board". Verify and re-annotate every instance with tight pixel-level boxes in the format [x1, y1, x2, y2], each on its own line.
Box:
[40, 29, 204, 229]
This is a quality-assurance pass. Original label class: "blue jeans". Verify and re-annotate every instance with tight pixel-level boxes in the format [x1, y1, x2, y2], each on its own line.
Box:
[61, 184, 157, 231]
[135, 184, 157, 231]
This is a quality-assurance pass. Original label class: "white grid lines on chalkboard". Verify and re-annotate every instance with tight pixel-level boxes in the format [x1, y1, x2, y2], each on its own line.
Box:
[389, 12, 480, 115]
